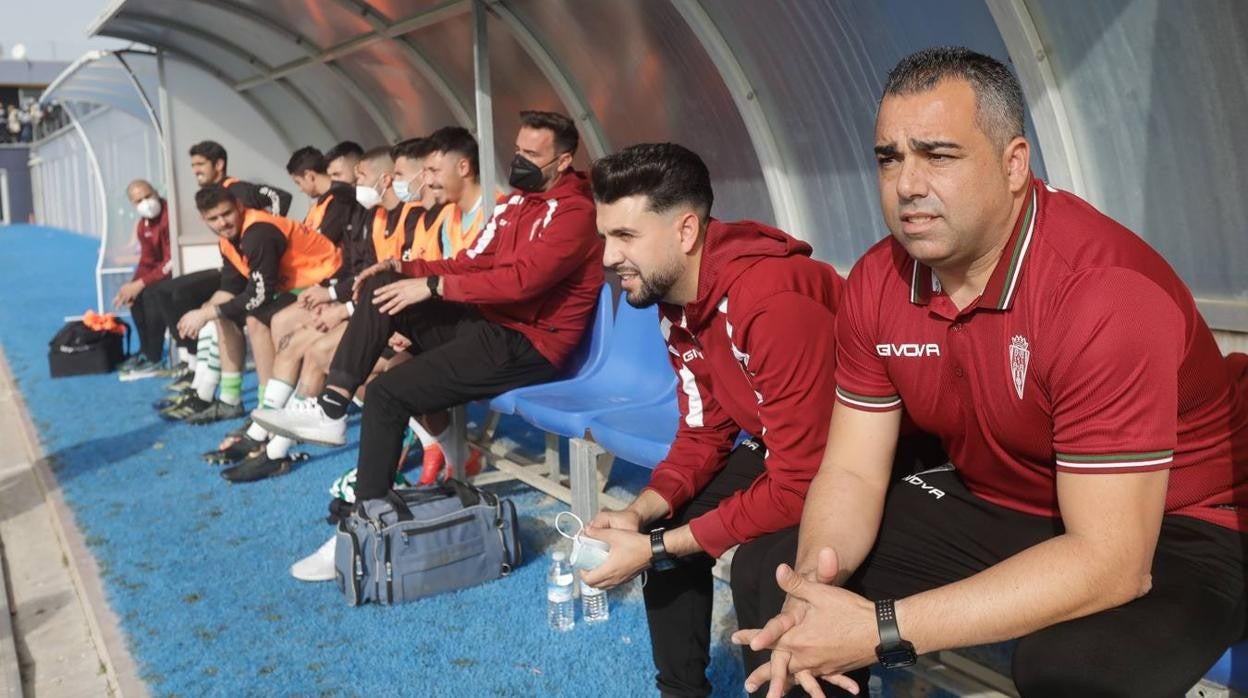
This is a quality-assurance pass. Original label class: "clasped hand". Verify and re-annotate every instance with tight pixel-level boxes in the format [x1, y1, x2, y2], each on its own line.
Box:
[730, 548, 874, 698]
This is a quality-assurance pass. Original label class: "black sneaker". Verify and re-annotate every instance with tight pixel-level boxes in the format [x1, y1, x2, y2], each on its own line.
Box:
[202, 433, 264, 465]
[221, 451, 308, 483]
[160, 393, 211, 420]
[184, 399, 246, 425]
[165, 365, 194, 390]
[153, 386, 197, 411]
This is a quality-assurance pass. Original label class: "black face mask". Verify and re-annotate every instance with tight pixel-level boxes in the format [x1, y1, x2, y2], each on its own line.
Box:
[508, 154, 555, 192]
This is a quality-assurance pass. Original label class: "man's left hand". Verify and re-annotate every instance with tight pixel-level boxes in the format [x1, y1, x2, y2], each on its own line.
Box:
[578, 527, 653, 590]
[113, 279, 144, 308]
[733, 548, 874, 697]
[373, 278, 431, 315]
[176, 307, 213, 339]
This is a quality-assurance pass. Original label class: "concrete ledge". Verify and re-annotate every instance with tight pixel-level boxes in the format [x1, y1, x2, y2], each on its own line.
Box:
[0, 345, 147, 697]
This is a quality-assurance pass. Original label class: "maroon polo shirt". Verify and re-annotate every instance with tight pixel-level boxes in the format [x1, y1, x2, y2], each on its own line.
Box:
[836, 177, 1248, 531]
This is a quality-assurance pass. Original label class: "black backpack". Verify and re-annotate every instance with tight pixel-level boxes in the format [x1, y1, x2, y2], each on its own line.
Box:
[47, 320, 130, 377]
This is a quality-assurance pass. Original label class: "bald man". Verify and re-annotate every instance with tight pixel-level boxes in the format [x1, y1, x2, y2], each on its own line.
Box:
[114, 179, 172, 380]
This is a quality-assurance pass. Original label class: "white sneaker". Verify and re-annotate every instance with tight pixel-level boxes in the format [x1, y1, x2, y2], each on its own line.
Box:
[290, 536, 337, 582]
[251, 398, 346, 447]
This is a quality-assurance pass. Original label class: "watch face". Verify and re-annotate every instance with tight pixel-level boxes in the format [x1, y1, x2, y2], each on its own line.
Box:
[877, 644, 917, 669]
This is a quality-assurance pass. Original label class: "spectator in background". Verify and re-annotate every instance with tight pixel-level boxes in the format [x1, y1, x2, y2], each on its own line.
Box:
[17, 103, 31, 142]
[28, 101, 42, 137]
[325, 141, 364, 185]
[114, 179, 172, 381]
[6, 106, 19, 143]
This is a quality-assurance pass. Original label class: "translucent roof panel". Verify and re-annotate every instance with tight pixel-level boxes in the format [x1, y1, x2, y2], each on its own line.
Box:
[283, 67, 389, 147]
[39, 50, 162, 129]
[246, 81, 336, 147]
[108, 1, 307, 71]
[704, 0, 1042, 264]
[508, 0, 770, 224]
[228, 0, 377, 49]
[334, 39, 463, 140]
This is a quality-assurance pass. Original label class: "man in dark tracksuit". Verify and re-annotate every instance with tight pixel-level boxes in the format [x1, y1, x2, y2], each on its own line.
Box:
[150, 140, 293, 363]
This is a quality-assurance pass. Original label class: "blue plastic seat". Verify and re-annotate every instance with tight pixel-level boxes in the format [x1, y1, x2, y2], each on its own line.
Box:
[489, 284, 614, 416]
[585, 396, 679, 469]
[511, 295, 677, 438]
[1205, 641, 1248, 692]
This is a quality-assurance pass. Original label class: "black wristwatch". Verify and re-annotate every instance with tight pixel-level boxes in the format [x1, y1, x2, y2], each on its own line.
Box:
[427, 275, 441, 300]
[649, 528, 677, 571]
[874, 599, 917, 669]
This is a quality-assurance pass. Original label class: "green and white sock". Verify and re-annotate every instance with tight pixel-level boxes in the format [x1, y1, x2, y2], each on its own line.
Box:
[192, 324, 220, 401]
[219, 372, 243, 406]
[247, 380, 294, 441]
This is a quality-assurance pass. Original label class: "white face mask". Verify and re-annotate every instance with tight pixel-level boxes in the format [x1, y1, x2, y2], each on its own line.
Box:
[135, 196, 162, 219]
[555, 512, 611, 571]
[392, 176, 422, 204]
[355, 182, 382, 209]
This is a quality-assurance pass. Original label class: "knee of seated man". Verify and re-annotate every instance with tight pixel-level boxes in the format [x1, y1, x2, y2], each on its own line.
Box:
[1012, 630, 1110, 696]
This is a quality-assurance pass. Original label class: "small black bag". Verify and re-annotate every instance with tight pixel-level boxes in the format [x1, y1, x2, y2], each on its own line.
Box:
[47, 320, 129, 377]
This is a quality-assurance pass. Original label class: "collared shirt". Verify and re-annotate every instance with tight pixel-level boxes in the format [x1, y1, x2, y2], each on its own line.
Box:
[836, 177, 1248, 530]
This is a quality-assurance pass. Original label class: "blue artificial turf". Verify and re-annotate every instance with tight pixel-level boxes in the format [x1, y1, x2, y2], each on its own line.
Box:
[0, 225, 749, 697]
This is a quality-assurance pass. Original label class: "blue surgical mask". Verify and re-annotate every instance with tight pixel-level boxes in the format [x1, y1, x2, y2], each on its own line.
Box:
[392, 176, 421, 203]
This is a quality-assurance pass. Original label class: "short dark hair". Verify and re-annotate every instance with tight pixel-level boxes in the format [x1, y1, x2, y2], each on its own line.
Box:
[195, 184, 237, 212]
[591, 143, 713, 221]
[325, 140, 363, 164]
[285, 146, 327, 176]
[427, 126, 479, 177]
[882, 47, 1025, 148]
[520, 110, 578, 157]
[390, 137, 438, 163]
[189, 140, 228, 168]
[361, 145, 393, 162]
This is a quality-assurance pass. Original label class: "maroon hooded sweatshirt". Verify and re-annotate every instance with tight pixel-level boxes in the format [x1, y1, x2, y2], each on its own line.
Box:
[132, 198, 171, 286]
[402, 171, 604, 368]
[644, 219, 845, 557]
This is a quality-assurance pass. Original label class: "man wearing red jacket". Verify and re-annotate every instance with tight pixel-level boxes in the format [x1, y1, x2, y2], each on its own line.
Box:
[580, 143, 845, 697]
[114, 178, 172, 380]
[253, 111, 604, 502]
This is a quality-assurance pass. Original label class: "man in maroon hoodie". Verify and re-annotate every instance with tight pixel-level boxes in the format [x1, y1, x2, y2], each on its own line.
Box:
[580, 143, 845, 697]
[114, 178, 172, 380]
[253, 111, 604, 501]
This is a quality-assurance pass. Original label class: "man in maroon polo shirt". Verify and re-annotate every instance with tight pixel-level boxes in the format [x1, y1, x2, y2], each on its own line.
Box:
[738, 47, 1247, 698]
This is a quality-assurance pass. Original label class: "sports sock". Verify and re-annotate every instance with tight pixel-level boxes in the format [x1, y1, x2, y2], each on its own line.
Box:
[246, 379, 294, 441]
[219, 372, 243, 406]
[192, 324, 220, 401]
[409, 418, 437, 448]
[318, 390, 349, 421]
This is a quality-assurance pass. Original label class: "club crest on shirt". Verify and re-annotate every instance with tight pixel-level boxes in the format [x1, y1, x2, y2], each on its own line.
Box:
[1009, 334, 1030, 399]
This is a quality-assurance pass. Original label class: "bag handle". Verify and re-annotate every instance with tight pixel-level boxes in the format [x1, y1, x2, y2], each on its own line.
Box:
[383, 490, 415, 522]
[443, 478, 481, 509]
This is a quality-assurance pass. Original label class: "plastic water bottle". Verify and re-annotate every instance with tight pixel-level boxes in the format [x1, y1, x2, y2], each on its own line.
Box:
[580, 578, 609, 624]
[547, 551, 575, 631]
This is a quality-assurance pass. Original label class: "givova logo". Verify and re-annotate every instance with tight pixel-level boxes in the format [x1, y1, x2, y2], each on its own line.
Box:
[876, 343, 941, 357]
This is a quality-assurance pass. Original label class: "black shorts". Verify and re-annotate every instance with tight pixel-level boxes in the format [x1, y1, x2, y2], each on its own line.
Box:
[246, 292, 298, 327]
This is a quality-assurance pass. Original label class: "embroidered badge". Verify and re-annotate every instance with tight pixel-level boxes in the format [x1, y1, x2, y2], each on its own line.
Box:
[1009, 335, 1030, 399]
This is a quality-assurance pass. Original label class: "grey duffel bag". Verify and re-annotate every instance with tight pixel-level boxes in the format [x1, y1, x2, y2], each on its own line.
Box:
[335, 479, 521, 606]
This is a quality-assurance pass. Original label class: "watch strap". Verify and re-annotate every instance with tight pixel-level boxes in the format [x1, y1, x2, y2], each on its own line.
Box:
[427, 275, 441, 299]
[875, 598, 903, 647]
